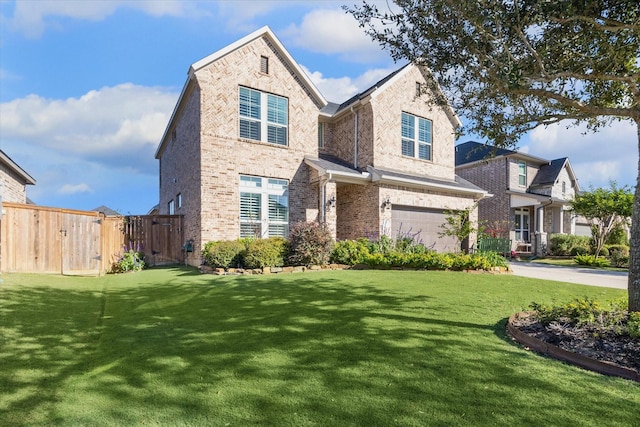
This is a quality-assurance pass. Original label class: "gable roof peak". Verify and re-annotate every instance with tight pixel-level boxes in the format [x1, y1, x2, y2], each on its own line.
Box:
[189, 26, 326, 106]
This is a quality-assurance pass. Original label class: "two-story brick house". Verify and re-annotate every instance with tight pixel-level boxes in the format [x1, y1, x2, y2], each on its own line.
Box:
[455, 141, 581, 255]
[0, 149, 36, 204]
[155, 26, 487, 265]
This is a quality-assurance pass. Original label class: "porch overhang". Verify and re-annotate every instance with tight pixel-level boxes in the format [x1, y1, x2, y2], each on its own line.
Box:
[367, 166, 489, 198]
[304, 156, 370, 184]
[508, 191, 571, 209]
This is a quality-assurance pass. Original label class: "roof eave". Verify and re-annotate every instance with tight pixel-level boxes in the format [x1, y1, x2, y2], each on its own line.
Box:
[0, 151, 36, 185]
[368, 167, 488, 198]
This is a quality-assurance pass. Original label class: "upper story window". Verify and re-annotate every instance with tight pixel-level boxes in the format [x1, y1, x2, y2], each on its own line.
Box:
[177, 193, 182, 209]
[562, 181, 566, 196]
[401, 112, 432, 161]
[318, 123, 325, 148]
[260, 56, 269, 74]
[168, 199, 175, 215]
[518, 160, 527, 186]
[239, 86, 288, 146]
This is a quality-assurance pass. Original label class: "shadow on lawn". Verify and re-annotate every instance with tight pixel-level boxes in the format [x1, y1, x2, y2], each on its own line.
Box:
[1, 268, 637, 425]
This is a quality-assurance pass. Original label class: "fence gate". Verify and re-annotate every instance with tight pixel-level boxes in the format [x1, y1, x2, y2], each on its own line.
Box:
[60, 211, 102, 275]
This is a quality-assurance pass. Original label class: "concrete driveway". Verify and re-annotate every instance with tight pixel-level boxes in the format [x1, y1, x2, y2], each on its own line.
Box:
[509, 261, 628, 289]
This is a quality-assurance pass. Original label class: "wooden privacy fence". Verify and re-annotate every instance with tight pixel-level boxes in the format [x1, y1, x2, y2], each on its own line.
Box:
[0, 202, 184, 275]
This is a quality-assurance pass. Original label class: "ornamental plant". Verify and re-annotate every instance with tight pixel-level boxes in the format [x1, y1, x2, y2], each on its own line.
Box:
[110, 243, 145, 273]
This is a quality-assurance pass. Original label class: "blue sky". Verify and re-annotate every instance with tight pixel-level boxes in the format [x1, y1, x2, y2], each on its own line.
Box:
[0, 0, 637, 214]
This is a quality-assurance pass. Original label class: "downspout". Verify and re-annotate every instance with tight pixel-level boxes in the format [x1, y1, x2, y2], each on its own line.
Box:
[350, 106, 358, 169]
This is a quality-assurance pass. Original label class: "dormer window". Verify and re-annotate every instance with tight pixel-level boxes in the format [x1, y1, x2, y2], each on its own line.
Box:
[260, 56, 269, 74]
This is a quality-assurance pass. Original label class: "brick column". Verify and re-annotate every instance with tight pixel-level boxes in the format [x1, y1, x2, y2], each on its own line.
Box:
[324, 180, 337, 240]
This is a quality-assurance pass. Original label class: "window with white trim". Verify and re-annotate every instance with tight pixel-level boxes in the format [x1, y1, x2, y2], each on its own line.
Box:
[168, 199, 175, 215]
[514, 208, 530, 242]
[239, 175, 289, 238]
[518, 160, 527, 186]
[401, 112, 432, 160]
[239, 87, 288, 146]
[177, 193, 182, 209]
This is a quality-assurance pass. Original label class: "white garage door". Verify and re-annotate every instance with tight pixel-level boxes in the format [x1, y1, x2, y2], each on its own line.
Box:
[391, 206, 460, 253]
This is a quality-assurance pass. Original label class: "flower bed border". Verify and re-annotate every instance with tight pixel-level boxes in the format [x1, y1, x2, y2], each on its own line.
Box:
[507, 312, 640, 382]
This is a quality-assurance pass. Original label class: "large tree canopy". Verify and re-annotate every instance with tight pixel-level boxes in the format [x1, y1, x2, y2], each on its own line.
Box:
[348, 0, 640, 310]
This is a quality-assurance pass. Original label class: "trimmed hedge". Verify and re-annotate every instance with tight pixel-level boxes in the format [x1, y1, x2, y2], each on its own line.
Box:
[244, 237, 289, 269]
[202, 240, 245, 269]
[548, 234, 590, 256]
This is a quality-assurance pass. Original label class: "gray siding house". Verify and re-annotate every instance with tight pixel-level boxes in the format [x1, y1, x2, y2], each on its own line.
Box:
[455, 141, 581, 255]
[155, 26, 487, 265]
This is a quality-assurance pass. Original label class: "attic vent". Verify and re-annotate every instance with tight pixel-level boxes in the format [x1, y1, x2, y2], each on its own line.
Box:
[416, 82, 422, 97]
[260, 56, 269, 74]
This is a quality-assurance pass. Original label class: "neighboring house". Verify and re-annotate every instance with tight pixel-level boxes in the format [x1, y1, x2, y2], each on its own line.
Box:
[455, 141, 581, 254]
[93, 205, 122, 217]
[155, 26, 488, 265]
[0, 149, 36, 205]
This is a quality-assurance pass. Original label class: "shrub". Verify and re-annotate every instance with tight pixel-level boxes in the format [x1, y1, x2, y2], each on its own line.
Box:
[608, 245, 630, 268]
[598, 245, 610, 257]
[548, 234, 590, 256]
[110, 245, 145, 273]
[203, 240, 245, 269]
[331, 239, 371, 265]
[574, 254, 610, 267]
[569, 246, 589, 256]
[244, 237, 289, 269]
[288, 221, 333, 266]
[606, 223, 629, 246]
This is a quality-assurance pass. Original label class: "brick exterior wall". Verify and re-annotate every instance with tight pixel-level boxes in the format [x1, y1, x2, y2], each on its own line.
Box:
[370, 67, 456, 180]
[159, 35, 322, 263]
[0, 162, 28, 203]
[456, 157, 511, 232]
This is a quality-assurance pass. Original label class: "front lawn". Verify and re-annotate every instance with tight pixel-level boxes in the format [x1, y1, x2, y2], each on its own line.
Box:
[1, 268, 637, 426]
[526, 257, 628, 271]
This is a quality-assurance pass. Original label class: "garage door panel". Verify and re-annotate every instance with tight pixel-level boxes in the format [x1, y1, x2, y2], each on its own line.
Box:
[392, 206, 459, 252]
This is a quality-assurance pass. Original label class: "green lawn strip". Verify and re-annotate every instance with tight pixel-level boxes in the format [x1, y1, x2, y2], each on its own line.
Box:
[527, 257, 627, 271]
[0, 268, 637, 426]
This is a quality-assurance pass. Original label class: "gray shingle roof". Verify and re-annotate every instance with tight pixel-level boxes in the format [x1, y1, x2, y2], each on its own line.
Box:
[454, 141, 516, 166]
[530, 157, 568, 187]
[368, 166, 486, 193]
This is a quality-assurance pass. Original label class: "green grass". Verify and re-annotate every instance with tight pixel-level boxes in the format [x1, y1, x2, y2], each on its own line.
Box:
[526, 257, 628, 271]
[1, 267, 637, 426]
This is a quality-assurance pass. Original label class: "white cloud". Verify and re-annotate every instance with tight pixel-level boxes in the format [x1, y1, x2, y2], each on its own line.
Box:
[0, 83, 178, 174]
[8, 0, 189, 38]
[58, 183, 92, 195]
[302, 65, 398, 102]
[525, 120, 638, 189]
[282, 8, 387, 63]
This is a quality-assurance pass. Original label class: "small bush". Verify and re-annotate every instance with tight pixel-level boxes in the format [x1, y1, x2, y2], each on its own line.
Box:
[597, 245, 610, 257]
[288, 221, 333, 266]
[110, 245, 145, 273]
[569, 246, 589, 256]
[331, 239, 371, 265]
[608, 245, 630, 268]
[203, 240, 245, 269]
[606, 223, 629, 246]
[244, 237, 288, 269]
[548, 234, 590, 256]
[574, 254, 610, 267]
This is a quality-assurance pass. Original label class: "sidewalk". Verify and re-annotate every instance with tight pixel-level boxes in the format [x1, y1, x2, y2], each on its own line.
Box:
[509, 261, 628, 289]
